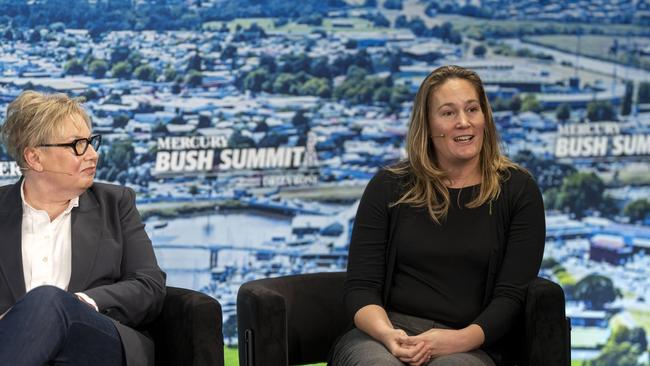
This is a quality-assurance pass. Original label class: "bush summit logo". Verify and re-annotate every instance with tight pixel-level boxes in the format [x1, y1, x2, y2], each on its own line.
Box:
[555, 122, 650, 158]
[153, 133, 320, 186]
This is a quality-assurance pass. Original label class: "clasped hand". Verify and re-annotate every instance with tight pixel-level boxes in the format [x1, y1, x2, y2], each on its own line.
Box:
[382, 328, 463, 366]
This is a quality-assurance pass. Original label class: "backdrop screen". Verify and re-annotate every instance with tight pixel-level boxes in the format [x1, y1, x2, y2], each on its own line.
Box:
[1, 0, 649, 363]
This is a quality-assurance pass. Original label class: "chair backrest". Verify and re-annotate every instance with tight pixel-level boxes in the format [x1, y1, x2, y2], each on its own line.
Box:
[238, 272, 349, 365]
[238, 274, 570, 366]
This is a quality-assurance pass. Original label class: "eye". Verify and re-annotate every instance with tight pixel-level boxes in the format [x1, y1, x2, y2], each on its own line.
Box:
[441, 110, 455, 117]
[467, 105, 481, 113]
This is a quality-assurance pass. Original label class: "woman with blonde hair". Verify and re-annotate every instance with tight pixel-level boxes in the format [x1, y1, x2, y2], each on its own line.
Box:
[0, 91, 165, 366]
[331, 65, 545, 365]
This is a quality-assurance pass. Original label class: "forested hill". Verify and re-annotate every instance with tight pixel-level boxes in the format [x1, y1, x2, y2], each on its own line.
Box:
[0, 0, 348, 33]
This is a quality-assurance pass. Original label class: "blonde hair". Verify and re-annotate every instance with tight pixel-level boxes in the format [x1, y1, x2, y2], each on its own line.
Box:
[0, 90, 91, 168]
[389, 65, 522, 224]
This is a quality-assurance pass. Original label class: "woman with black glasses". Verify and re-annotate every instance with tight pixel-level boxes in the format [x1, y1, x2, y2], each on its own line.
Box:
[0, 91, 165, 366]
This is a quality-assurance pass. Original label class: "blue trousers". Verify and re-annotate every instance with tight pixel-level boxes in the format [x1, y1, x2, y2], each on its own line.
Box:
[0, 285, 123, 366]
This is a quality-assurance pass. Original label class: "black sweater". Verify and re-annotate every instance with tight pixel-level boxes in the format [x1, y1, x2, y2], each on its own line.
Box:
[343, 167, 545, 346]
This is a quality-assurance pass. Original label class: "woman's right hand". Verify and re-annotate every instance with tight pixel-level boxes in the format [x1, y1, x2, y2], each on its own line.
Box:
[379, 328, 430, 365]
[354, 305, 430, 365]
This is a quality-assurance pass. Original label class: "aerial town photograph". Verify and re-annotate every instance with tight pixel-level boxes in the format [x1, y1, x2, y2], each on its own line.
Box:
[0, 0, 649, 364]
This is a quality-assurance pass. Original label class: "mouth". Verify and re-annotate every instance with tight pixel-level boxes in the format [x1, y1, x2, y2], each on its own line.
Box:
[82, 166, 96, 174]
[453, 135, 474, 143]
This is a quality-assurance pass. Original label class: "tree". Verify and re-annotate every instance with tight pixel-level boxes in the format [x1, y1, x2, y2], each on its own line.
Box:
[186, 52, 202, 72]
[29, 29, 41, 43]
[259, 131, 288, 147]
[555, 103, 571, 121]
[164, 66, 177, 82]
[509, 95, 522, 112]
[228, 130, 255, 148]
[473, 45, 487, 58]
[623, 199, 650, 223]
[299, 77, 331, 98]
[104, 139, 135, 171]
[198, 114, 211, 128]
[112, 114, 130, 129]
[126, 51, 143, 69]
[111, 61, 132, 79]
[243, 68, 269, 93]
[638, 81, 650, 104]
[220, 44, 237, 60]
[3, 28, 14, 40]
[586, 342, 642, 366]
[116, 171, 128, 185]
[344, 39, 357, 49]
[556, 172, 605, 218]
[292, 110, 309, 129]
[621, 81, 633, 116]
[586, 100, 616, 121]
[383, 0, 403, 10]
[573, 274, 618, 310]
[586, 325, 647, 366]
[389, 84, 411, 110]
[110, 47, 130, 66]
[186, 70, 203, 87]
[88, 59, 108, 78]
[394, 15, 408, 28]
[521, 94, 542, 113]
[272, 73, 301, 94]
[133, 64, 157, 81]
[611, 325, 647, 352]
[81, 89, 100, 101]
[64, 58, 84, 75]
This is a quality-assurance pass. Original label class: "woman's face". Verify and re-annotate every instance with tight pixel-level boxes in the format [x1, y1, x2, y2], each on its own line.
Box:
[428, 78, 485, 171]
[36, 114, 99, 196]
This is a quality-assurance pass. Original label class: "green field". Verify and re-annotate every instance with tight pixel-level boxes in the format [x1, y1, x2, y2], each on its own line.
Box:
[204, 17, 395, 35]
[426, 14, 649, 38]
[524, 34, 650, 70]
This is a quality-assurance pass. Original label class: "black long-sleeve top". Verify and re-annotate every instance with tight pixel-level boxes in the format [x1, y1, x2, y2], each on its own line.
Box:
[343, 167, 545, 346]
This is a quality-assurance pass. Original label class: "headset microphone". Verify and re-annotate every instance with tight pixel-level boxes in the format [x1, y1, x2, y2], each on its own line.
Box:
[433, 134, 446, 138]
[20, 167, 75, 176]
[42, 169, 75, 176]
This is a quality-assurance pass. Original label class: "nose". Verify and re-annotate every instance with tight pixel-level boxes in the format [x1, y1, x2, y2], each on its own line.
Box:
[84, 144, 99, 161]
[457, 111, 472, 128]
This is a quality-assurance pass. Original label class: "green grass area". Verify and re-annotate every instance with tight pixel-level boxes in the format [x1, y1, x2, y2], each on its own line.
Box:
[225, 346, 238, 366]
[571, 327, 610, 349]
[628, 308, 650, 331]
[204, 17, 394, 34]
[599, 164, 650, 186]
[555, 269, 577, 287]
[427, 14, 649, 37]
[224, 346, 326, 366]
[524, 34, 650, 70]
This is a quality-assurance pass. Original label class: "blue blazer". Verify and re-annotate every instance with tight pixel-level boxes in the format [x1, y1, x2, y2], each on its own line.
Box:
[0, 180, 166, 366]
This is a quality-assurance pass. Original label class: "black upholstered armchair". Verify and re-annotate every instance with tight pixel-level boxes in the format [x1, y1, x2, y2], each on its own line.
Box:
[237, 272, 570, 366]
[145, 286, 224, 366]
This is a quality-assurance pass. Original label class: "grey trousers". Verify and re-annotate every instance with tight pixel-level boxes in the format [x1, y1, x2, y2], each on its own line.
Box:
[331, 311, 496, 366]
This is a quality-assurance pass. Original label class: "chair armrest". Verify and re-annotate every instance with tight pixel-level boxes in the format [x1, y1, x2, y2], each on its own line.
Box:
[147, 286, 224, 366]
[523, 277, 570, 366]
[237, 272, 348, 366]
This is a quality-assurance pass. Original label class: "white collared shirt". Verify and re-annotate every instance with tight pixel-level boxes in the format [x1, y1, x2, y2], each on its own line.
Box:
[20, 182, 97, 310]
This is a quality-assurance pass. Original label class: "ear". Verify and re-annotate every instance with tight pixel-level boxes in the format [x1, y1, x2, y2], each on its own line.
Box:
[23, 147, 43, 172]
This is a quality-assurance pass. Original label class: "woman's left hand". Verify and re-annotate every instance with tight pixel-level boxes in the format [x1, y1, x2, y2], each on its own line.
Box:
[397, 324, 485, 365]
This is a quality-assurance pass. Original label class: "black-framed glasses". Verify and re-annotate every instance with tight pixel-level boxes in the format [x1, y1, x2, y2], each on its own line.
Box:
[38, 134, 102, 156]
